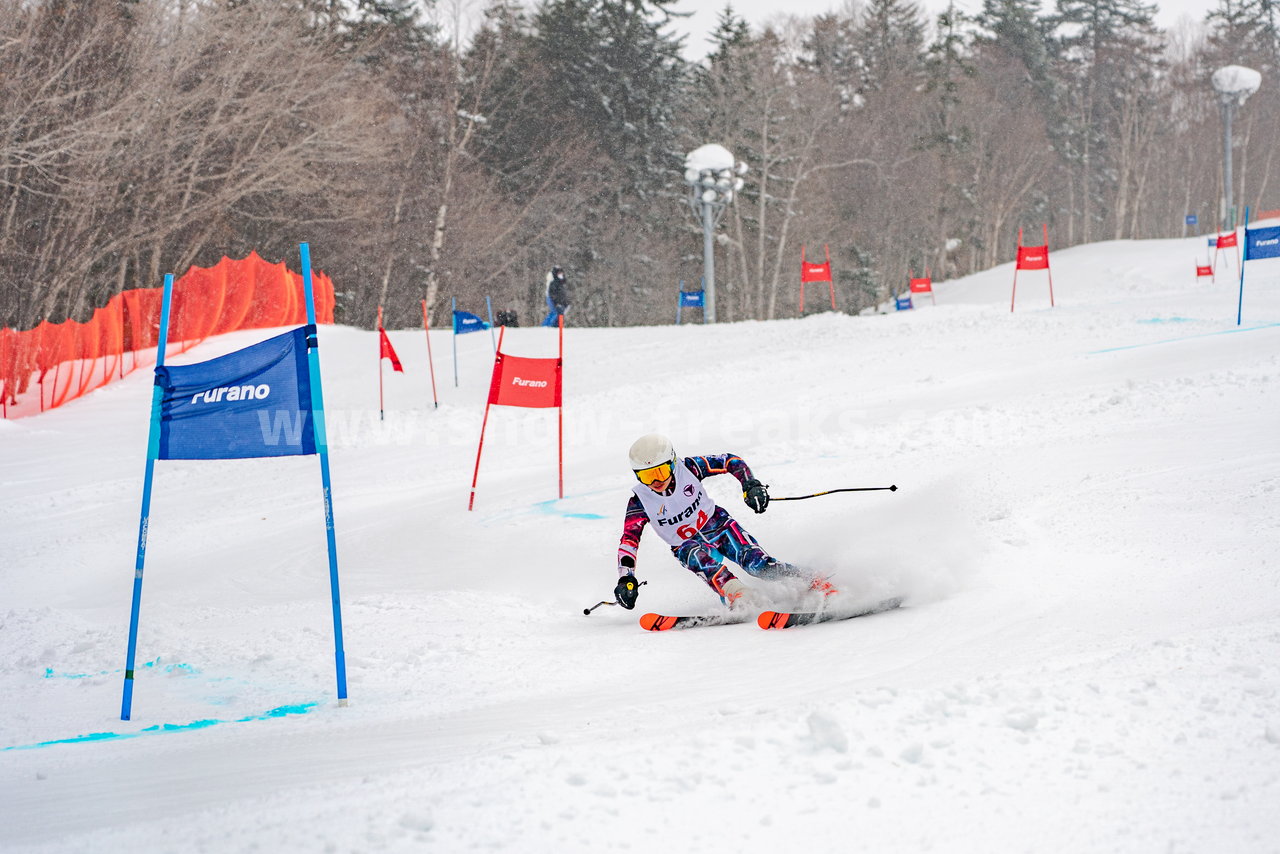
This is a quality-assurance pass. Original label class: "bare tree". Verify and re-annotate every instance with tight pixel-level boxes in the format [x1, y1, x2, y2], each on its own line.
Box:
[0, 0, 396, 329]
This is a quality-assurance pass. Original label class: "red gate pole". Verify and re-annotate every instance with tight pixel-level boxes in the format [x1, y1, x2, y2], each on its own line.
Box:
[1010, 228, 1023, 313]
[825, 244, 836, 310]
[1043, 224, 1055, 307]
[557, 314, 564, 499]
[798, 245, 807, 314]
[468, 325, 506, 511]
[421, 299, 439, 409]
[468, 399, 494, 511]
[377, 306, 386, 422]
[119, 296, 127, 379]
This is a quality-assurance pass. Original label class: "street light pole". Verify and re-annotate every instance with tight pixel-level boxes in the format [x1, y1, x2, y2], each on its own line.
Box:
[701, 198, 717, 324]
[1221, 98, 1236, 228]
[683, 144, 746, 325]
[1211, 65, 1261, 231]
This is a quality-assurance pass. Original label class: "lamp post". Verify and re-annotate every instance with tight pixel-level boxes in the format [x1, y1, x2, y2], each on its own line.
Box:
[1211, 65, 1261, 230]
[683, 144, 746, 324]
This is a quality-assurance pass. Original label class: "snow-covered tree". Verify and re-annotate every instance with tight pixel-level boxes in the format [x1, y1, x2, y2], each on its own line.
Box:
[1050, 0, 1166, 241]
[852, 0, 928, 93]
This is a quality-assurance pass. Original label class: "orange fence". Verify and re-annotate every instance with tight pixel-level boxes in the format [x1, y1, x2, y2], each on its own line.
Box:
[0, 251, 335, 419]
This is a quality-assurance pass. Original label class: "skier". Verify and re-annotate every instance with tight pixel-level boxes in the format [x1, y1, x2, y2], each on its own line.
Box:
[542, 266, 569, 327]
[613, 433, 837, 612]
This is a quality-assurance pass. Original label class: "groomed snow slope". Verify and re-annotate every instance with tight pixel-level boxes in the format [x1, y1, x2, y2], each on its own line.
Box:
[2, 234, 1279, 853]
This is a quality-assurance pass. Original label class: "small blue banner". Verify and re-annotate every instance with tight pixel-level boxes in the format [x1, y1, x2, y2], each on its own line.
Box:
[1208, 237, 1217, 248]
[679, 290, 705, 307]
[155, 326, 315, 460]
[1244, 224, 1280, 261]
[895, 296, 913, 311]
[1185, 214, 1198, 226]
[453, 310, 490, 334]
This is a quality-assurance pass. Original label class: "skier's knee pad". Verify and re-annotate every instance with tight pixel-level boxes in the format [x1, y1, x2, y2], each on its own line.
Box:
[676, 543, 721, 576]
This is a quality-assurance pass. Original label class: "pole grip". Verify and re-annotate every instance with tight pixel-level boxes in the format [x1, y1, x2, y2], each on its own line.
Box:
[584, 581, 647, 614]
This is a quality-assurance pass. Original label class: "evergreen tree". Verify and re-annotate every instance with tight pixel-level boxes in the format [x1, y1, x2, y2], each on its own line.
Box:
[692, 5, 767, 319]
[1050, 0, 1165, 241]
[838, 244, 882, 312]
[852, 0, 928, 93]
[972, 0, 1054, 94]
[531, 0, 688, 203]
[698, 5, 759, 142]
[467, 0, 547, 197]
[1203, 0, 1279, 71]
[923, 4, 977, 274]
[923, 4, 973, 151]
[707, 3, 752, 64]
[802, 11, 861, 99]
[343, 0, 436, 61]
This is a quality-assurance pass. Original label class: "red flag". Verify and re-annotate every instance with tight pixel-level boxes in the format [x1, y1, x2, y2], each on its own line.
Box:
[800, 244, 833, 282]
[378, 327, 403, 372]
[801, 260, 832, 282]
[1216, 230, 1238, 248]
[1196, 264, 1213, 277]
[487, 352, 561, 408]
[1016, 244, 1050, 270]
[909, 277, 933, 293]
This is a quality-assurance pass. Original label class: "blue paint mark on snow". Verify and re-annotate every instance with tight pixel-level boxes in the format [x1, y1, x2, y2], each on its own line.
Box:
[0, 702, 319, 752]
[1136, 316, 1197, 324]
[1090, 321, 1280, 354]
[531, 497, 607, 520]
[44, 658, 197, 680]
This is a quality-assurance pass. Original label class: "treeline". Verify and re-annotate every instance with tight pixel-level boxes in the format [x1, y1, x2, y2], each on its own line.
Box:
[1, 0, 1276, 331]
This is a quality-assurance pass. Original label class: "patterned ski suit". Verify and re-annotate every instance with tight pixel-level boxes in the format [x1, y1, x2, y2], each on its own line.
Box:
[617, 454, 793, 600]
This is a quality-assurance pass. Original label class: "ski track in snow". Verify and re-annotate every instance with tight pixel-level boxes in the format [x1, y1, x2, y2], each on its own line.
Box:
[2, 235, 1279, 852]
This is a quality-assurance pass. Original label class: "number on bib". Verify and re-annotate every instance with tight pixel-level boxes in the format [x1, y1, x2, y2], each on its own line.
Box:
[676, 510, 708, 540]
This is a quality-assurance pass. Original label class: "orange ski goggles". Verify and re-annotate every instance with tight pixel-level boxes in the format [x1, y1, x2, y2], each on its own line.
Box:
[634, 461, 674, 487]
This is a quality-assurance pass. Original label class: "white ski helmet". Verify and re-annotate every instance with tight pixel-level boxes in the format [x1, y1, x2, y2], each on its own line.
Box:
[628, 433, 675, 471]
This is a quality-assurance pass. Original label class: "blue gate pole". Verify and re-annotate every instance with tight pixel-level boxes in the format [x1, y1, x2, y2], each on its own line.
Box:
[485, 295, 496, 353]
[300, 243, 349, 706]
[451, 297, 459, 387]
[121, 273, 174, 721]
[1237, 207, 1250, 326]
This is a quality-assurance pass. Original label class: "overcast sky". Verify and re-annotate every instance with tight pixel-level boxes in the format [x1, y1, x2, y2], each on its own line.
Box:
[666, 0, 1222, 61]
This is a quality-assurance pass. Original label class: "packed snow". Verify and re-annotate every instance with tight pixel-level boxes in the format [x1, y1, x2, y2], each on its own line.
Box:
[1211, 65, 1262, 100]
[2, 232, 1279, 852]
[684, 143, 736, 173]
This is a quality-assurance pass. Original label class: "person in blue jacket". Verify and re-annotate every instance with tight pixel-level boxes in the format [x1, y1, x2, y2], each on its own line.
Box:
[542, 266, 569, 326]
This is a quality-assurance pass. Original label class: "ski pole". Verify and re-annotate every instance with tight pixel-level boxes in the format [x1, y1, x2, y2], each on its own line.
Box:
[583, 581, 647, 615]
[771, 485, 897, 502]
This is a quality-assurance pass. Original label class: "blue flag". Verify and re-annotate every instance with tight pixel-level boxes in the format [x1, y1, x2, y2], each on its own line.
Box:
[1244, 225, 1280, 261]
[453, 310, 490, 334]
[679, 290, 705, 307]
[155, 326, 315, 460]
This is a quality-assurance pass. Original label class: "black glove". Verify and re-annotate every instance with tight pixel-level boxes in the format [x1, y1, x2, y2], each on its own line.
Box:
[743, 478, 769, 514]
[614, 574, 641, 610]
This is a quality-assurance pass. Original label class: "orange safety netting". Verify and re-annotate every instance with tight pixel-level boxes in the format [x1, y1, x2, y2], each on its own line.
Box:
[0, 251, 335, 419]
